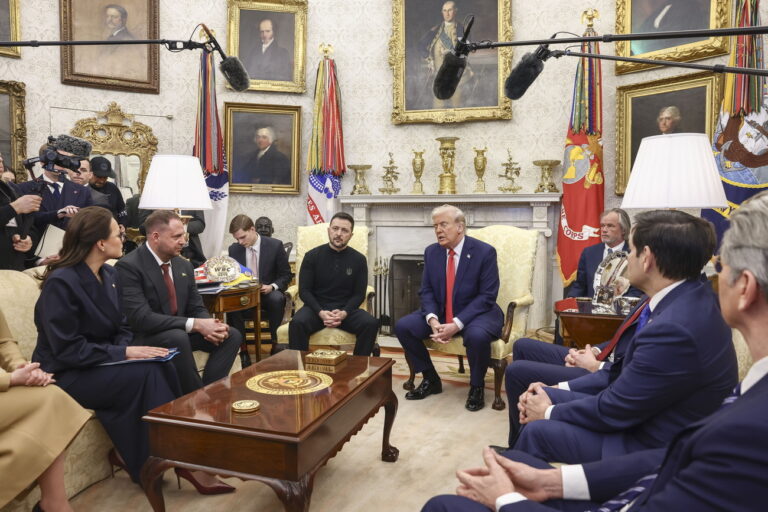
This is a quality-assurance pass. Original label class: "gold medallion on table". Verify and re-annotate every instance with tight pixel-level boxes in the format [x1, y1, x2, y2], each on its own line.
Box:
[231, 399, 260, 413]
[246, 370, 333, 395]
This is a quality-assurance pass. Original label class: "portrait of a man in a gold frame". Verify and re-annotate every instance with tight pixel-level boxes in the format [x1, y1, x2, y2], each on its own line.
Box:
[227, 0, 307, 94]
[614, 0, 731, 74]
[389, 0, 512, 124]
[0, 0, 21, 58]
[615, 72, 722, 194]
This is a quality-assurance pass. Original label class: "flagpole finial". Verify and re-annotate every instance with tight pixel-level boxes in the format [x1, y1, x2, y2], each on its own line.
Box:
[319, 43, 334, 58]
[581, 8, 599, 28]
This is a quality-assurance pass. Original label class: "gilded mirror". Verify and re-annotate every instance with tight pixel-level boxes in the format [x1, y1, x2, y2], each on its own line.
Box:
[70, 102, 158, 195]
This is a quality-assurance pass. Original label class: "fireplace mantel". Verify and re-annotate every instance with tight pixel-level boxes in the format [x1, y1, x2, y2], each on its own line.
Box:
[339, 192, 562, 330]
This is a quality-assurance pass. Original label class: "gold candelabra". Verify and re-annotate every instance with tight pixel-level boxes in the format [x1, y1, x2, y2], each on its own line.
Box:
[498, 149, 522, 193]
[436, 136, 459, 195]
[379, 153, 400, 195]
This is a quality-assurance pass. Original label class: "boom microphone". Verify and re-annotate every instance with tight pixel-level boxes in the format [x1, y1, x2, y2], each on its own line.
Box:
[433, 15, 475, 100]
[504, 43, 552, 100]
[200, 24, 250, 92]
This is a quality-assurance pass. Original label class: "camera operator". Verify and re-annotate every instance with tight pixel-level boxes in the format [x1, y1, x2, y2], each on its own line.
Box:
[0, 175, 42, 270]
[17, 135, 93, 234]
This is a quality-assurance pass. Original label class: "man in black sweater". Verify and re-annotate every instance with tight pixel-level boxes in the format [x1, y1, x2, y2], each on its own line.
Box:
[288, 212, 378, 355]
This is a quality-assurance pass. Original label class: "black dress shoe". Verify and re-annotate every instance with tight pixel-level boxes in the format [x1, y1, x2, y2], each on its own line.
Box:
[405, 378, 442, 400]
[465, 385, 485, 411]
[488, 445, 509, 454]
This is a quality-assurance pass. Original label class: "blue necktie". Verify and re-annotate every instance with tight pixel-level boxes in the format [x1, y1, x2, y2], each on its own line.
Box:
[591, 382, 742, 511]
[636, 304, 651, 331]
[51, 182, 61, 204]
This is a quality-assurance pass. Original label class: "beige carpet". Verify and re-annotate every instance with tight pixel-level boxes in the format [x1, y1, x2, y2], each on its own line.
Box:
[70, 375, 509, 511]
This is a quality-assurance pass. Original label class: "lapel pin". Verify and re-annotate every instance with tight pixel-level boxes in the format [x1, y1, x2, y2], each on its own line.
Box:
[181, 272, 187, 277]
[112, 283, 116, 288]
[467, 254, 471, 259]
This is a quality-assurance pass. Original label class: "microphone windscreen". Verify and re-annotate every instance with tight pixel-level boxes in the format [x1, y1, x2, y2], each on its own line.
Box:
[504, 52, 545, 100]
[220, 56, 250, 92]
[433, 52, 467, 100]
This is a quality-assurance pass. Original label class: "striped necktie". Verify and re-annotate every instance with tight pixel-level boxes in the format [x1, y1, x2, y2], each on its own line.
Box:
[591, 382, 743, 511]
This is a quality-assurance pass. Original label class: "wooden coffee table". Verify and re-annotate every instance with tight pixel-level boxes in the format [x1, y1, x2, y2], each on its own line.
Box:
[140, 350, 399, 511]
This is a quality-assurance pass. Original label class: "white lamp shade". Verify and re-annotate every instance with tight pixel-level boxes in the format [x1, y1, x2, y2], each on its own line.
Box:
[621, 133, 727, 209]
[139, 155, 212, 210]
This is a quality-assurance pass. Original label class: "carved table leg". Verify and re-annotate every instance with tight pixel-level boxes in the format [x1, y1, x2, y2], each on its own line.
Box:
[381, 391, 400, 462]
[140, 457, 174, 511]
[259, 473, 316, 512]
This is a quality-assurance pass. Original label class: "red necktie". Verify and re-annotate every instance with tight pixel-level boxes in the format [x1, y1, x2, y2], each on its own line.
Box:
[161, 263, 178, 315]
[596, 299, 649, 361]
[445, 249, 456, 321]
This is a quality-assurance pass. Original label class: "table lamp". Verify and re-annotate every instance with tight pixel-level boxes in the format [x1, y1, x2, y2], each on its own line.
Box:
[621, 133, 727, 209]
[139, 155, 212, 212]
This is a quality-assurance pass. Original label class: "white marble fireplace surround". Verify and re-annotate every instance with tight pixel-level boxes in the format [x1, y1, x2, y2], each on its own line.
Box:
[339, 193, 562, 330]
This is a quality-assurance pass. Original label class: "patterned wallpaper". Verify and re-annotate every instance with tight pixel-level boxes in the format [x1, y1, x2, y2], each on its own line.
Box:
[2, 0, 758, 255]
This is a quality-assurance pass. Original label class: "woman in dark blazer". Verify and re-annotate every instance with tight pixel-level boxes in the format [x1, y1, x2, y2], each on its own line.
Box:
[31, 207, 180, 486]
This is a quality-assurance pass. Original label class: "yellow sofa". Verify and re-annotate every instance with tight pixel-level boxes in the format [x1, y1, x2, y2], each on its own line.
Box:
[0, 269, 240, 511]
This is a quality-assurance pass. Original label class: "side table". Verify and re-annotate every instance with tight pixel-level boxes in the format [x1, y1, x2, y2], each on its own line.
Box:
[202, 284, 262, 362]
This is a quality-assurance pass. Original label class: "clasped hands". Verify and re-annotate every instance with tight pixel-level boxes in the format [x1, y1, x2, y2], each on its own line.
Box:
[193, 317, 230, 345]
[9, 362, 55, 387]
[428, 318, 460, 344]
[563, 344, 600, 372]
[319, 309, 347, 328]
[518, 382, 553, 424]
[455, 447, 563, 509]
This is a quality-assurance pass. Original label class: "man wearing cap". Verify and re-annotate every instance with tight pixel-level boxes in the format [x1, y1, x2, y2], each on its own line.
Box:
[89, 156, 127, 226]
[18, 134, 93, 231]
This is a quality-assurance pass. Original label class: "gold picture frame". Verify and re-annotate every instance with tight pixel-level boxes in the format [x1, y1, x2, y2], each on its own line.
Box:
[70, 102, 158, 194]
[60, 0, 160, 93]
[0, 80, 26, 181]
[615, 0, 730, 75]
[225, 102, 301, 195]
[389, 0, 512, 124]
[616, 72, 722, 194]
[0, 0, 21, 58]
[227, 0, 307, 93]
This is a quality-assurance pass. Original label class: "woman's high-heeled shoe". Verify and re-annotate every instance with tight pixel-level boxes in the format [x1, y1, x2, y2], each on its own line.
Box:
[107, 448, 128, 477]
[174, 467, 235, 495]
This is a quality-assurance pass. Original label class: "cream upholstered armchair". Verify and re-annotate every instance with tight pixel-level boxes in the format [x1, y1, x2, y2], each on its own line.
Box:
[275, 223, 379, 355]
[403, 225, 539, 410]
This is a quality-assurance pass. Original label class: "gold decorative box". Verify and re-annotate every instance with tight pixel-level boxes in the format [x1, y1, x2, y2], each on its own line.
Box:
[305, 349, 347, 365]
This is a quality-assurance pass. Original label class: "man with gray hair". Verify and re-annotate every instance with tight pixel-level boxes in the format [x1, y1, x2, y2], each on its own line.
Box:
[396, 204, 503, 411]
[234, 125, 291, 185]
[422, 192, 768, 512]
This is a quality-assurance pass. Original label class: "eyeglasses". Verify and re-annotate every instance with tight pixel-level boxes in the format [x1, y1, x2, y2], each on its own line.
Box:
[713, 255, 723, 274]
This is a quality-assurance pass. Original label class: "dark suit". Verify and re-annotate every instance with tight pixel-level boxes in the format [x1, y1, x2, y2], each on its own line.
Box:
[424, 372, 768, 512]
[504, 300, 643, 446]
[0, 180, 38, 270]
[181, 210, 206, 267]
[90, 181, 127, 226]
[32, 263, 180, 483]
[234, 145, 291, 185]
[244, 41, 291, 81]
[116, 244, 241, 394]
[515, 279, 737, 464]
[228, 235, 292, 342]
[396, 236, 504, 387]
[17, 178, 93, 231]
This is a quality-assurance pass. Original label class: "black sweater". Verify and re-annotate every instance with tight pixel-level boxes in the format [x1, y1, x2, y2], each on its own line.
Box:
[298, 244, 367, 313]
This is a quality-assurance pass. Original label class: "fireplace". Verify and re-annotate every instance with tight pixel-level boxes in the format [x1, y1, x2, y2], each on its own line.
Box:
[388, 254, 425, 330]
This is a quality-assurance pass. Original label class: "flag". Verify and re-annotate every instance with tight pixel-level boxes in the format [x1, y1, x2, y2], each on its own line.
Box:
[193, 49, 229, 258]
[306, 55, 346, 224]
[702, 0, 768, 244]
[557, 28, 605, 286]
